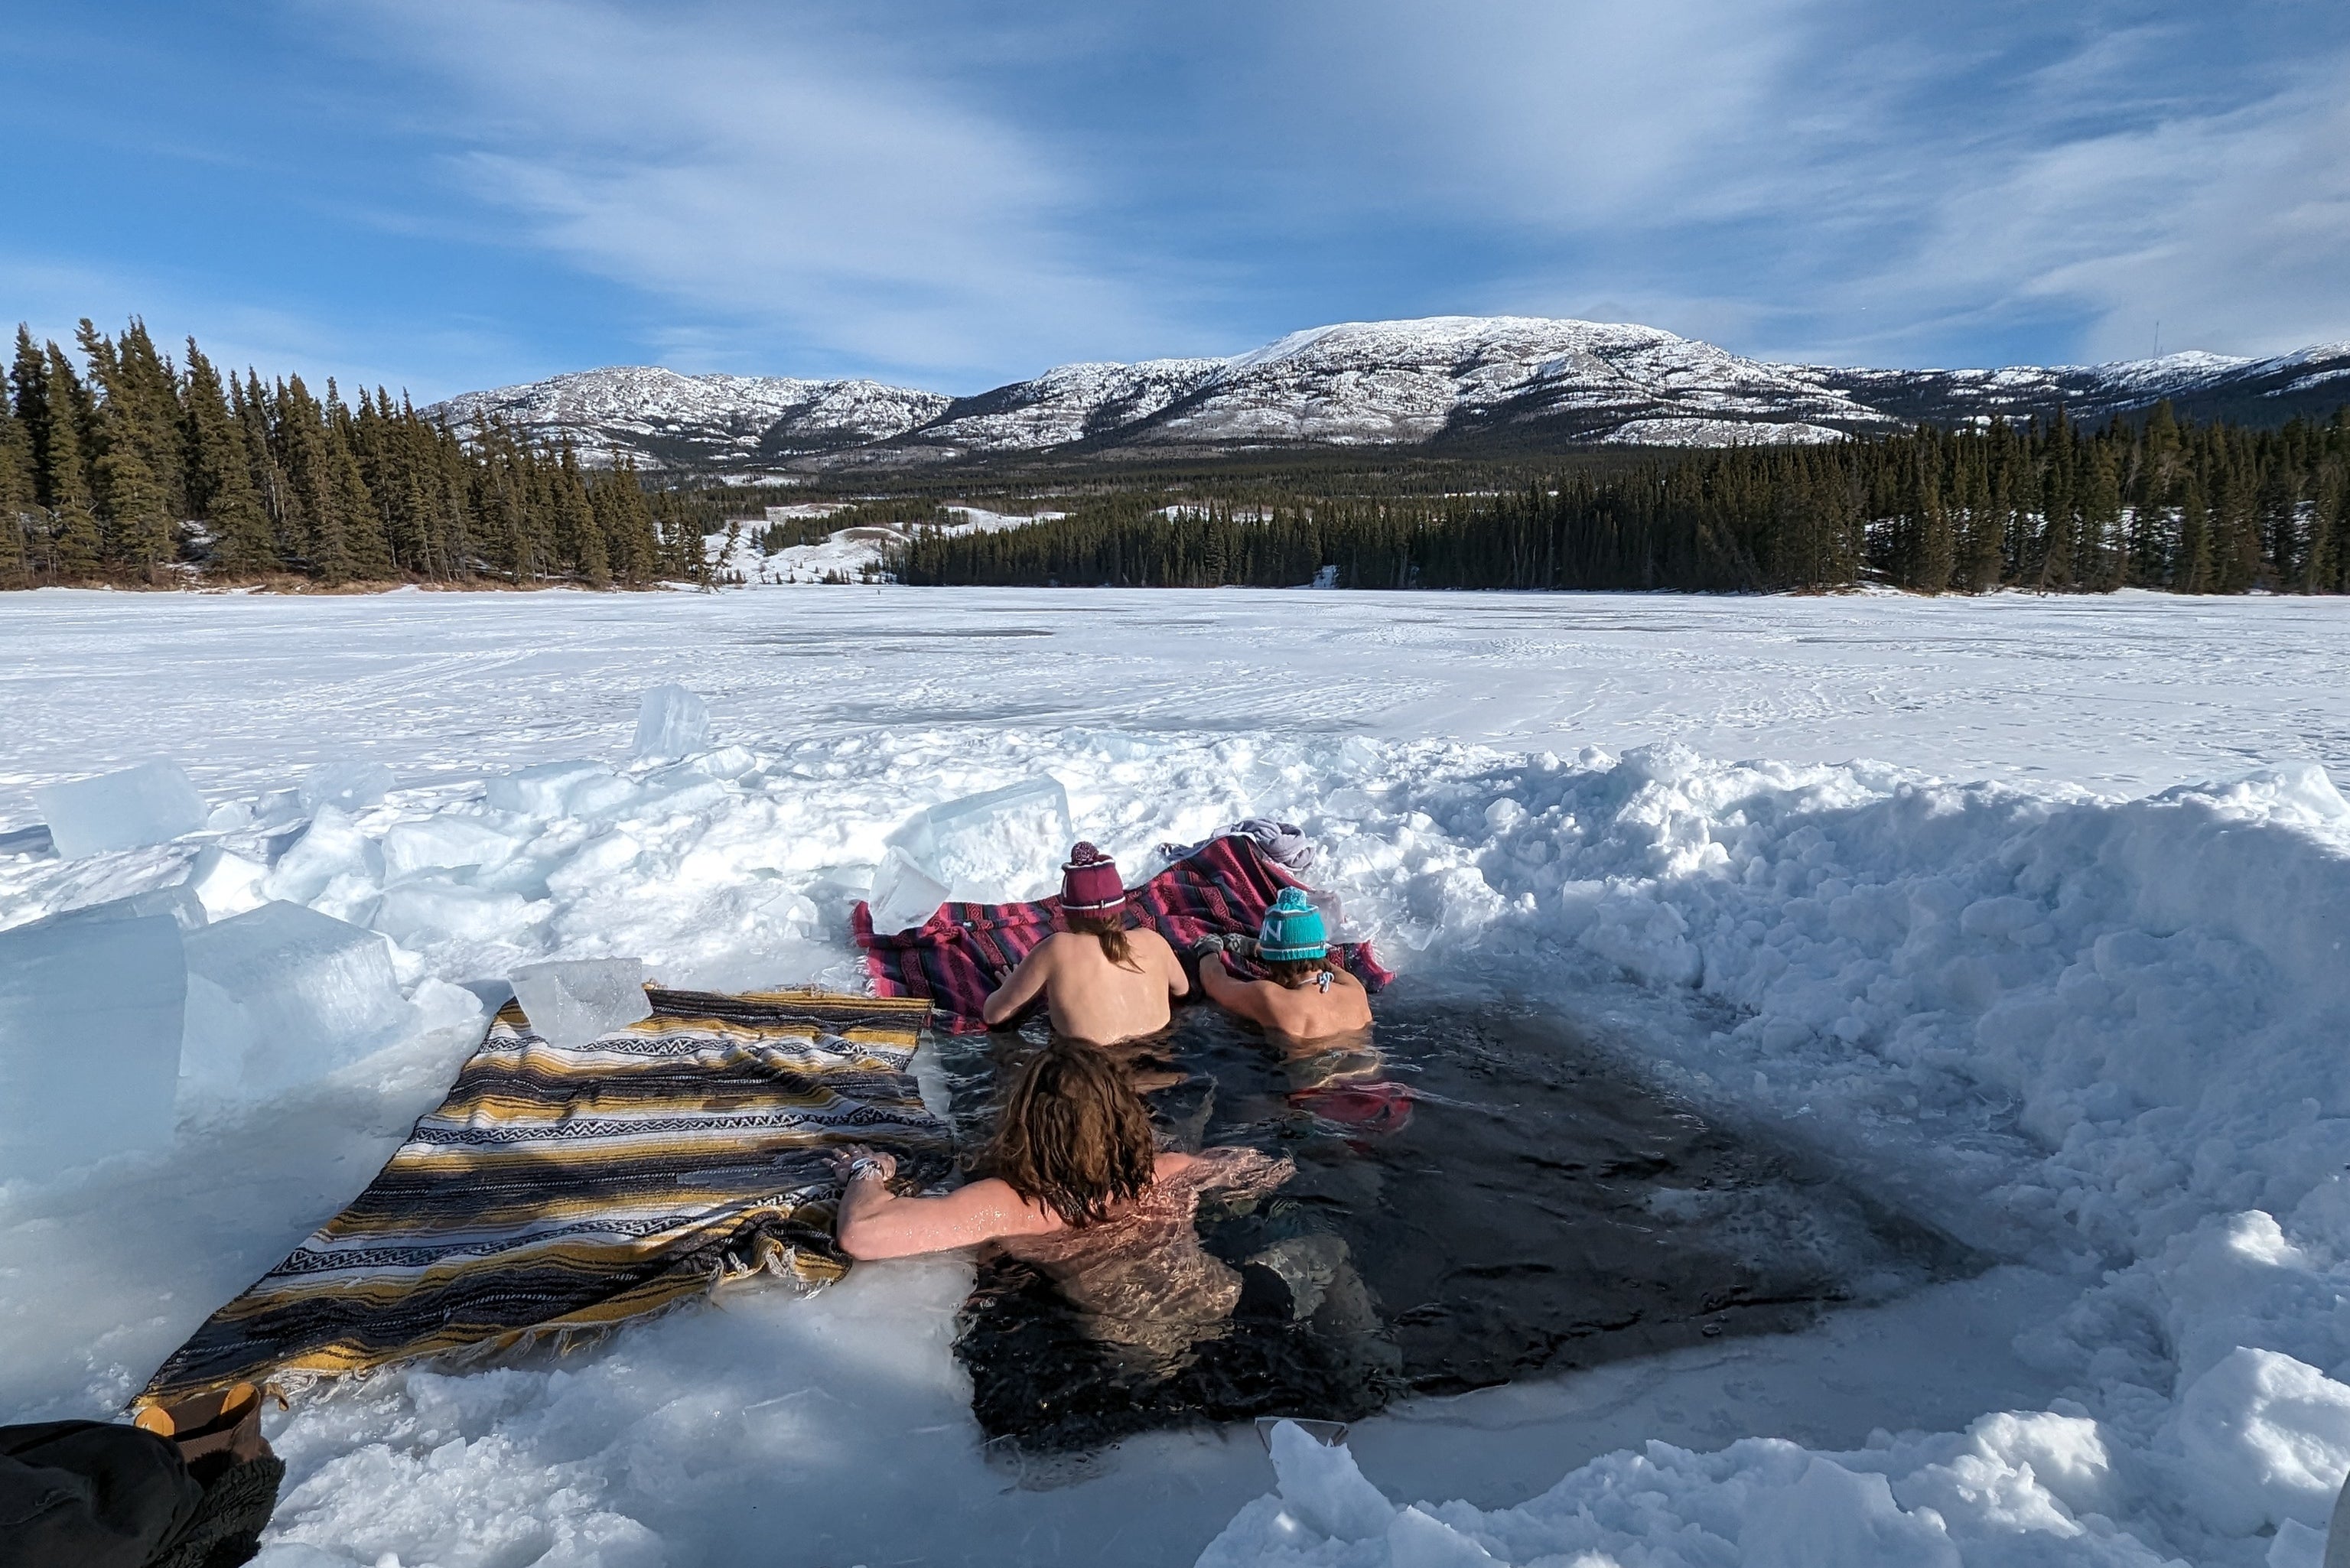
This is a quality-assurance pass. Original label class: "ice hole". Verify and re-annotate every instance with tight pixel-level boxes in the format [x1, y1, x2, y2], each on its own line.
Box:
[33, 759, 208, 860]
[941, 989, 1984, 1456]
[509, 958, 653, 1047]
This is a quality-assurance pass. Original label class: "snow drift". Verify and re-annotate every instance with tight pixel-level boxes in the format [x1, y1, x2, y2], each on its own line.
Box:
[5, 628, 2350, 1563]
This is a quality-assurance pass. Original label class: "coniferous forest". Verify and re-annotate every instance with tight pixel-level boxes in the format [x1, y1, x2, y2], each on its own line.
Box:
[897, 405, 2350, 595]
[0, 319, 697, 589]
[5, 316, 2346, 598]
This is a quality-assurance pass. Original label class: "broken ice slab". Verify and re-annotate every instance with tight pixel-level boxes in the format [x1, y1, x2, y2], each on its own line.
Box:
[35, 884, 209, 933]
[298, 760, 396, 815]
[867, 845, 952, 934]
[633, 684, 711, 760]
[485, 760, 635, 819]
[509, 958, 652, 1047]
[373, 882, 535, 946]
[183, 846, 269, 921]
[883, 776, 1074, 905]
[0, 911, 187, 1180]
[180, 901, 418, 1104]
[381, 815, 521, 881]
[34, 759, 208, 860]
[262, 807, 386, 906]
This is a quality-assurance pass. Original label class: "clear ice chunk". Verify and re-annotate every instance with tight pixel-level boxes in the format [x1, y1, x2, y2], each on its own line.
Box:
[180, 901, 417, 1103]
[509, 958, 652, 1047]
[867, 846, 953, 934]
[884, 777, 1074, 905]
[298, 760, 396, 815]
[263, 807, 385, 906]
[183, 846, 269, 921]
[381, 815, 519, 881]
[34, 760, 208, 860]
[373, 883, 533, 945]
[37, 885, 208, 932]
[632, 685, 711, 760]
[486, 760, 634, 819]
[0, 912, 187, 1179]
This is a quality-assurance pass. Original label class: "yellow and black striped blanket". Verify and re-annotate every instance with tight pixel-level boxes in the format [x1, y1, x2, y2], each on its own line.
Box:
[141, 988, 949, 1406]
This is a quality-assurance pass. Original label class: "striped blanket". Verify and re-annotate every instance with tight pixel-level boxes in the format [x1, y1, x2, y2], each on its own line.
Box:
[853, 834, 1393, 1034]
[140, 989, 949, 1406]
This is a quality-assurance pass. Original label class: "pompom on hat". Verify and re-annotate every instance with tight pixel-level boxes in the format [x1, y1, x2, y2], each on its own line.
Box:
[1059, 842, 1127, 913]
[1257, 887, 1329, 961]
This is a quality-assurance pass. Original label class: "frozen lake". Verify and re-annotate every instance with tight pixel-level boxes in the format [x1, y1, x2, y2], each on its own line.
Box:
[5, 586, 2348, 825]
[4, 583, 2349, 1568]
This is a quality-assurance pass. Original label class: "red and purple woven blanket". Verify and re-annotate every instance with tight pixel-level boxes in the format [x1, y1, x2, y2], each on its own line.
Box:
[851, 834, 1392, 1033]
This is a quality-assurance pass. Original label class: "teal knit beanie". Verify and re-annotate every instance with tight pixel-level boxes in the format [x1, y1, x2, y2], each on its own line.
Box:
[1257, 888, 1328, 961]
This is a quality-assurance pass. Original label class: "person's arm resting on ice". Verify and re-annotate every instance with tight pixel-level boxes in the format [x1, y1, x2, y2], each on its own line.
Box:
[833, 1150, 1050, 1260]
[983, 944, 1051, 1028]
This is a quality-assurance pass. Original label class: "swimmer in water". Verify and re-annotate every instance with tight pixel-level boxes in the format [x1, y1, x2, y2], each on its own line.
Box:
[1192, 888, 1372, 1039]
[833, 1039, 1290, 1362]
[982, 844, 1188, 1046]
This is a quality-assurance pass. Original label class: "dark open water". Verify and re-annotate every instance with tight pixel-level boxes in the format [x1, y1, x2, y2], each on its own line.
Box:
[936, 989, 1976, 1454]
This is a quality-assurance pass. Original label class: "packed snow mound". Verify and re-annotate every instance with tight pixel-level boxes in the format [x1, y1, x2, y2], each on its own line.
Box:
[425, 316, 2347, 472]
[11, 673, 2350, 1563]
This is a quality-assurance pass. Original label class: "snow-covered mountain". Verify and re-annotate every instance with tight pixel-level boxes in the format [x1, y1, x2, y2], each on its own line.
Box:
[425, 317, 2350, 471]
[431, 366, 952, 469]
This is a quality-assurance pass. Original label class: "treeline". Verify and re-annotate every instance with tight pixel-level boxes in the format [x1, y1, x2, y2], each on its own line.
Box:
[0, 318, 705, 588]
[895, 404, 2350, 594]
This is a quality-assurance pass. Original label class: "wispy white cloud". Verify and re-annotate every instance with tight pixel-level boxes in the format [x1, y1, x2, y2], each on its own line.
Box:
[1203, 1, 2350, 365]
[342, 0, 1189, 387]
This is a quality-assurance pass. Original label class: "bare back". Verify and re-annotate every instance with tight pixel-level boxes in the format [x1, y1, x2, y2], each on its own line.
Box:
[1197, 955, 1372, 1039]
[983, 928, 1189, 1044]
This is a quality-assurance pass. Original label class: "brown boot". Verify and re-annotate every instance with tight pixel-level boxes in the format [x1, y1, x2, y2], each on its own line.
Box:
[132, 1385, 282, 1568]
[132, 1382, 268, 1485]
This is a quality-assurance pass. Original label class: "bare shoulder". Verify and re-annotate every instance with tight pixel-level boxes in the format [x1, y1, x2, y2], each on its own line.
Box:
[1129, 926, 1178, 960]
[1152, 1150, 1199, 1181]
[956, 1176, 1062, 1235]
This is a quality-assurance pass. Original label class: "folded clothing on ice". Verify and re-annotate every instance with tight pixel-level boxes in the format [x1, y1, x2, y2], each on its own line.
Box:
[138, 990, 951, 1407]
[853, 834, 1392, 1034]
[1157, 818, 1317, 874]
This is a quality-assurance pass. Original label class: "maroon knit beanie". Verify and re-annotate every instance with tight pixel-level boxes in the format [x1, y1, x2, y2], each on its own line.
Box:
[1060, 842, 1126, 913]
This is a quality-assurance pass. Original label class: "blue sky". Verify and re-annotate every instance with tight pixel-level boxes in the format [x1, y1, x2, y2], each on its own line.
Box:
[4, 2, 2345, 400]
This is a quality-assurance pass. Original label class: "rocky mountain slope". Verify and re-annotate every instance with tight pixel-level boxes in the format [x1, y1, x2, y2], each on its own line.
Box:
[428, 317, 2350, 471]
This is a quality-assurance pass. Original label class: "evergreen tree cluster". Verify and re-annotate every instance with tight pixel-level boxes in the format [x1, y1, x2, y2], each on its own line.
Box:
[0, 318, 695, 590]
[894, 405, 2350, 595]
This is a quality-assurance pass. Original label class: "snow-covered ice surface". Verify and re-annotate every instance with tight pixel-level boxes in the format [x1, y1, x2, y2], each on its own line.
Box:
[5, 584, 2350, 1567]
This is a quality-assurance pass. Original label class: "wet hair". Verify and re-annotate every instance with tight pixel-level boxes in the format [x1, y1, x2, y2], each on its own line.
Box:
[1065, 908, 1141, 972]
[989, 1037, 1157, 1228]
[1266, 954, 1335, 989]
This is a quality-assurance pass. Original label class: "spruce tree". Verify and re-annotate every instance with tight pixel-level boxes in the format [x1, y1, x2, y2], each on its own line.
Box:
[0, 398, 33, 587]
[93, 405, 174, 579]
[181, 343, 276, 574]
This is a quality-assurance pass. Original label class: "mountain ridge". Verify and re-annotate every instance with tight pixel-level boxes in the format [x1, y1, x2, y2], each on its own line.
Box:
[426, 314, 2350, 472]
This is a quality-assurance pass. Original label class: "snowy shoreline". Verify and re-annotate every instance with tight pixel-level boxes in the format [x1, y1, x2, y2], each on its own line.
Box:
[5, 587, 2350, 1566]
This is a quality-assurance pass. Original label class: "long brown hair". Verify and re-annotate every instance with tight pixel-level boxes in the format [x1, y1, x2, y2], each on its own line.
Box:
[989, 1037, 1155, 1227]
[1065, 908, 1141, 971]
